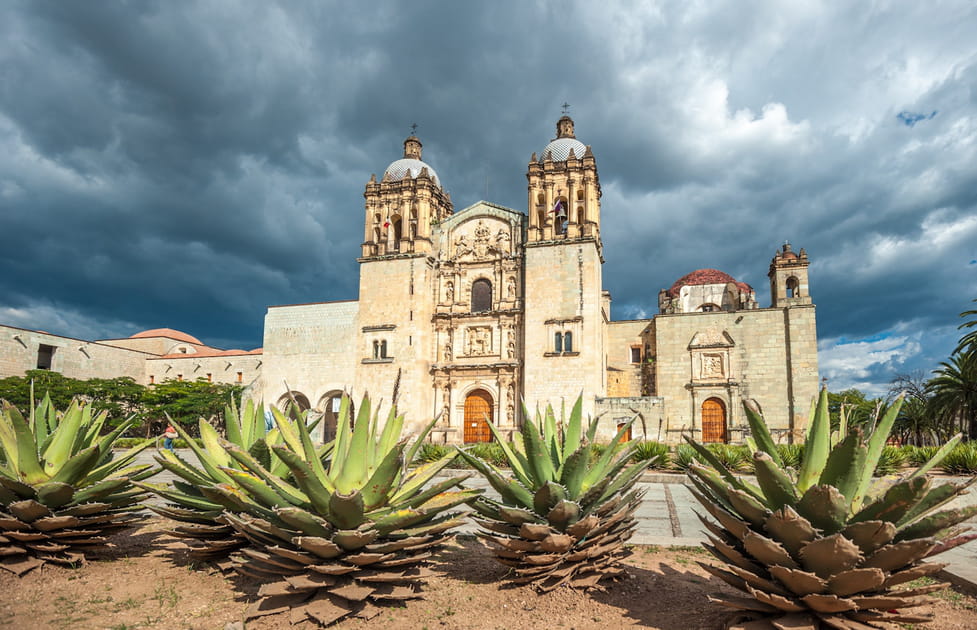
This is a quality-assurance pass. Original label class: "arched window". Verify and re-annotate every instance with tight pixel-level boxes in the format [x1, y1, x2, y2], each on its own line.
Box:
[554, 332, 563, 353]
[391, 216, 403, 244]
[563, 331, 573, 352]
[576, 189, 584, 201]
[554, 197, 568, 234]
[700, 303, 721, 312]
[786, 276, 799, 298]
[380, 339, 388, 358]
[577, 206, 585, 224]
[471, 279, 492, 312]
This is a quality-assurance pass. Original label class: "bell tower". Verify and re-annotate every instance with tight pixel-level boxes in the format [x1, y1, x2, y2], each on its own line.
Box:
[526, 115, 602, 250]
[362, 133, 453, 258]
[769, 242, 812, 307]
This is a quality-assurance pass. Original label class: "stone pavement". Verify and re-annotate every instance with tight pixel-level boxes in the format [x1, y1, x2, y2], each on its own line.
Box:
[132, 449, 977, 592]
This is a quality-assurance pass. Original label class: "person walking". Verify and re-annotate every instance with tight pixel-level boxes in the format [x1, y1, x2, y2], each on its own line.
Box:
[162, 424, 178, 451]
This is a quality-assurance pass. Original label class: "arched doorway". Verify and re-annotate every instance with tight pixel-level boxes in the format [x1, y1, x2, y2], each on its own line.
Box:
[317, 391, 345, 443]
[277, 392, 311, 426]
[701, 398, 727, 443]
[464, 389, 493, 443]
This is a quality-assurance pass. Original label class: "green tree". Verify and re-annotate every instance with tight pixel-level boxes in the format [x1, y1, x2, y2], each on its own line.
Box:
[140, 378, 243, 438]
[0, 370, 84, 411]
[954, 298, 977, 354]
[927, 350, 977, 440]
[83, 377, 147, 427]
[827, 387, 879, 431]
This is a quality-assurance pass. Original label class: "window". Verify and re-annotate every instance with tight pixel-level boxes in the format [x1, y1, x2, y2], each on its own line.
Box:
[700, 303, 721, 312]
[471, 279, 492, 312]
[373, 340, 380, 359]
[630, 346, 642, 364]
[554, 331, 574, 353]
[554, 332, 563, 353]
[36, 344, 55, 369]
[563, 332, 573, 352]
[149, 375, 155, 384]
[786, 276, 799, 298]
[236, 372, 243, 383]
[380, 340, 388, 358]
[177, 374, 183, 381]
[206, 373, 212, 383]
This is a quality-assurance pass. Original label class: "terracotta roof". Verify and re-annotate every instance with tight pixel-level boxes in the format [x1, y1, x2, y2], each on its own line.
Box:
[130, 328, 203, 345]
[667, 269, 753, 297]
[152, 347, 260, 360]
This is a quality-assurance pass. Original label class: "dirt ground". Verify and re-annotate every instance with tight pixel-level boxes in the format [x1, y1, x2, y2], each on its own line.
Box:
[2, 517, 976, 630]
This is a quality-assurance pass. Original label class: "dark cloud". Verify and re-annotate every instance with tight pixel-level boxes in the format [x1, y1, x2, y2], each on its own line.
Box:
[1, 1, 976, 396]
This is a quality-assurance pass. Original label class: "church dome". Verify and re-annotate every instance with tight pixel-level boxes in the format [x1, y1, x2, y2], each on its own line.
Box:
[130, 328, 202, 344]
[541, 137, 588, 161]
[668, 269, 752, 297]
[383, 158, 441, 187]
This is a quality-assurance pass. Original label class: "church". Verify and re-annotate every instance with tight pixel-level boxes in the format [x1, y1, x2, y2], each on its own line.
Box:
[255, 115, 819, 444]
[0, 115, 818, 445]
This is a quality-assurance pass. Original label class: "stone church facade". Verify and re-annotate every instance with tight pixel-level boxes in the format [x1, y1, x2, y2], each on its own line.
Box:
[256, 116, 819, 444]
[0, 115, 818, 445]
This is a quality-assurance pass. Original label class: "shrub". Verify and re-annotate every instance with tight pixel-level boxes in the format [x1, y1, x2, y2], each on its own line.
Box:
[632, 440, 670, 468]
[904, 445, 939, 467]
[874, 444, 907, 476]
[469, 442, 507, 467]
[940, 442, 977, 475]
[775, 443, 804, 471]
[672, 443, 700, 471]
[706, 443, 751, 473]
[416, 442, 453, 463]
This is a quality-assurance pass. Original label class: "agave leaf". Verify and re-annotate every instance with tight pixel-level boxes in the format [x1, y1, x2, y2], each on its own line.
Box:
[2, 403, 46, 484]
[728, 489, 771, 529]
[909, 433, 963, 480]
[222, 443, 309, 506]
[827, 567, 885, 597]
[291, 404, 328, 485]
[327, 395, 353, 477]
[796, 484, 848, 535]
[743, 530, 797, 568]
[377, 408, 404, 464]
[562, 396, 584, 462]
[582, 419, 636, 491]
[454, 449, 534, 510]
[543, 404, 560, 465]
[594, 451, 648, 506]
[522, 415, 556, 485]
[558, 444, 590, 500]
[328, 490, 365, 529]
[799, 534, 863, 579]
[851, 475, 929, 524]
[199, 419, 231, 468]
[753, 452, 798, 510]
[896, 505, 977, 542]
[863, 538, 935, 572]
[898, 477, 977, 527]
[768, 566, 826, 597]
[46, 445, 101, 486]
[481, 418, 533, 488]
[270, 445, 334, 515]
[85, 440, 155, 484]
[40, 401, 85, 474]
[533, 482, 567, 515]
[167, 418, 234, 485]
[274, 506, 333, 537]
[682, 436, 765, 503]
[361, 442, 406, 510]
[222, 467, 293, 509]
[224, 399, 243, 446]
[819, 429, 868, 508]
[796, 388, 830, 494]
[404, 411, 450, 467]
[153, 449, 213, 487]
[334, 398, 373, 493]
[391, 455, 457, 503]
[742, 399, 784, 468]
[850, 394, 904, 512]
[842, 521, 896, 555]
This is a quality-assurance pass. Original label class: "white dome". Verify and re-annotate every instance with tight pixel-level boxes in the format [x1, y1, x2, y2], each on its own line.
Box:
[384, 158, 441, 187]
[541, 137, 587, 161]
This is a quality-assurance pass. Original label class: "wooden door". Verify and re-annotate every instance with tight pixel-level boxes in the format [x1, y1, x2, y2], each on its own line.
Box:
[464, 390, 493, 443]
[701, 398, 727, 443]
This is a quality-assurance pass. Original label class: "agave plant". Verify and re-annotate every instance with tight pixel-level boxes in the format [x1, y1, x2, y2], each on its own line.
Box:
[192, 395, 479, 626]
[136, 399, 323, 567]
[0, 394, 155, 575]
[457, 396, 653, 592]
[687, 388, 977, 629]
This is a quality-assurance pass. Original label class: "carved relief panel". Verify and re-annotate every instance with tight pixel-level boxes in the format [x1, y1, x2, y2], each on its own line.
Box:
[465, 327, 493, 356]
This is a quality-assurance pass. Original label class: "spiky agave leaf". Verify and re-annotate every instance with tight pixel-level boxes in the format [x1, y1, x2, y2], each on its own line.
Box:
[458, 394, 654, 592]
[208, 394, 477, 627]
[0, 398, 155, 575]
[690, 387, 976, 629]
[137, 397, 326, 566]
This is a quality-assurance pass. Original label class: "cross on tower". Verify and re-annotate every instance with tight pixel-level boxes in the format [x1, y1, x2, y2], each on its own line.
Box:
[410, 123, 418, 135]
[561, 102, 570, 115]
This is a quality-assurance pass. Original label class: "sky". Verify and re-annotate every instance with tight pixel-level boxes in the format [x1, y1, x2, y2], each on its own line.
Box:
[1, 1, 975, 397]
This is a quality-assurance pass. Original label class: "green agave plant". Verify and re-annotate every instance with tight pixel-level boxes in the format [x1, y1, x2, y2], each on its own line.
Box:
[457, 396, 654, 592]
[0, 394, 155, 575]
[687, 388, 977, 629]
[136, 399, 326, 567]
[194, 395, 479, 627]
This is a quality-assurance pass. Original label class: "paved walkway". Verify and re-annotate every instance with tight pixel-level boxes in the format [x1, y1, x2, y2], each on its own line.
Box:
[132, 449, 977, 592]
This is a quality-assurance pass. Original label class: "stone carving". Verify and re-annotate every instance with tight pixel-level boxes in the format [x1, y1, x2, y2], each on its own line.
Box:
[443, 343, 452, 362]
[472, 221, 492, 258]
[507, 277, 516, 298]
[454, 235, 472, 259]
[444, 280, 454, 303]
[506, 384, 515, 422]
[507, 337, 515, 359]
[494, 228, 511, 255]
[466, 327, 492, 356]
[701, 353, 725, 379]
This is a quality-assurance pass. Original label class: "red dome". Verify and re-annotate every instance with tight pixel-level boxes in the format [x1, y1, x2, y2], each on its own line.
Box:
[668, 269, 748, 297]
[130, 328, 203, 345]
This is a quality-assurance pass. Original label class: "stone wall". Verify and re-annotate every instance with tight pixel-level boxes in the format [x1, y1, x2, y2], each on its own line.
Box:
[0, 325, 150, 382]
[145, 353, 262, 388]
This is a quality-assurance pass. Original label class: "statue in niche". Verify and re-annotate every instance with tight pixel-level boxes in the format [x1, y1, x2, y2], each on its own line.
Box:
[507, 338, 515, 359]
[507, 277, 516, 298]
[494, 228, 511, 255]
[467, 327, 490, 356]
[444, 280, 454, 303]
[443, 343, 452, 362]
[441, 387, 451, 423]
[506, 384, 515, 421]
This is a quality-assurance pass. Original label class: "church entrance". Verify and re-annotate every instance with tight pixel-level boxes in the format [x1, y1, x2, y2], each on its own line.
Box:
[701, 398, 727, 443]
[464, 389, 493, 443]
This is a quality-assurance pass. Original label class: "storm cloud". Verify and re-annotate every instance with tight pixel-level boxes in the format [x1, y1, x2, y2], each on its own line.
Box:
[1, 1, 975, 394]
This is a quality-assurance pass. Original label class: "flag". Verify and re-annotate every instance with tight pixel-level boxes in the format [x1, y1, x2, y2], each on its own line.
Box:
[550, 199, 563, 214]
[383, 220, 390, 228]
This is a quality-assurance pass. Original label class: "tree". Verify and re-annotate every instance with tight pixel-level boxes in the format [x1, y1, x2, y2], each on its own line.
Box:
[827, 388, 879, 431]
[927, 350, 977, 440]
[140, 378, 243, 438]
[954, 298, 977, 354]
[888, 372, 943, 445]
